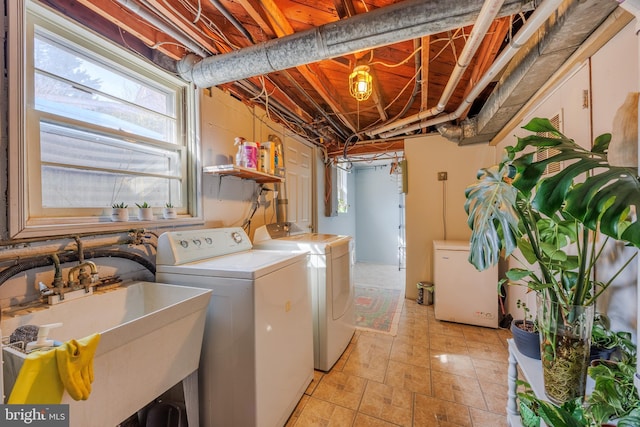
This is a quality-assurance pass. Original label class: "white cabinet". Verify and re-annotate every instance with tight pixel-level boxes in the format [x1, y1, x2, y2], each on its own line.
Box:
[433, 240, 499, 328]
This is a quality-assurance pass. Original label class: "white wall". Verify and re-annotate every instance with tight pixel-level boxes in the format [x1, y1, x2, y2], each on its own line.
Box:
[404, 135, 496, 300]
[491, 21, 639, 329]
[200, 88, 307, 239]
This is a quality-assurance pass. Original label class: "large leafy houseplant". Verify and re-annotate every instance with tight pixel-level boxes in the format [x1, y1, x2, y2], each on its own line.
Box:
[465, 117, 640, 403]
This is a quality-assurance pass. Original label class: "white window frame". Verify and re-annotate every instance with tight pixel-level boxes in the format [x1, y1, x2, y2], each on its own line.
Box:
[8, 0, 202, 238]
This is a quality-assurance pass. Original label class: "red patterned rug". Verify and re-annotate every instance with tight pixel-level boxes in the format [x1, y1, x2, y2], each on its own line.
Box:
[354, 286, 404, 335]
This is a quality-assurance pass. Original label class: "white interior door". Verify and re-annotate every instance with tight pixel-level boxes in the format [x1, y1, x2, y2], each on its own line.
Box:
[284, 139, 312, 232]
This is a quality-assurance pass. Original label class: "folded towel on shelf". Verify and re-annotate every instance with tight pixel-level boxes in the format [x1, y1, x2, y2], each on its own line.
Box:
[7, 332, 101, 404]
[55, 333, 101, 401]
[7, 347, 64, 404]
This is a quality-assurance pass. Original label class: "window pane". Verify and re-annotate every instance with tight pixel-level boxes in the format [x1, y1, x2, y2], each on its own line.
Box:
[41, 166, 182, 209]
[40, 121, 183, 208]
[34, 33, 177, 143]
[40, 122, 181, 175]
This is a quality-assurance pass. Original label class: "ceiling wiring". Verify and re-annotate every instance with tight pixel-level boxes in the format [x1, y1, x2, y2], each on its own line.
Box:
[369, 45, 422, 69]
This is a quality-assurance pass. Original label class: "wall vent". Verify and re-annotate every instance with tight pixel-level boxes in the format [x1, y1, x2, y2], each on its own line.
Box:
[535, 112, 563, 175]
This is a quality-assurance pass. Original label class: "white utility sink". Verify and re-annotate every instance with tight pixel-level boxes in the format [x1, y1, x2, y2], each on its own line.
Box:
[1, 281, 211, 426]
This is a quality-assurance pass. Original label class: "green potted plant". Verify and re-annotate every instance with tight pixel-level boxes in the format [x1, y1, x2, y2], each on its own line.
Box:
[589, 313, 634, 362]
[511, 298, 540, 359]
[136, 202, 154, 221]
[465, 117, 640, 403]
[163, 202, 177, 219]
[111, 202, 129, 222]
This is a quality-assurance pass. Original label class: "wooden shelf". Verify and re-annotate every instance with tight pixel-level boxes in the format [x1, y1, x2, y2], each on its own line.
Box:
[203, 165, 284, 183]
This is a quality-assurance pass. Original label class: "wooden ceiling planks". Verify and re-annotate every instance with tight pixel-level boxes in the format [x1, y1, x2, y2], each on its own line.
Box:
[42, 0, 539, 149]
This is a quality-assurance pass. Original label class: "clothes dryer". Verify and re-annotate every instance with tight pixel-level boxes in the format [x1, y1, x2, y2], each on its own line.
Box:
[253, 224, 355, 371]
[156, 227, 313, 427]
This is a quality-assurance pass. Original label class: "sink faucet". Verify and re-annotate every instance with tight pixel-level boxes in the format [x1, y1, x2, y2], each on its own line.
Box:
[68, 261, 99, 292]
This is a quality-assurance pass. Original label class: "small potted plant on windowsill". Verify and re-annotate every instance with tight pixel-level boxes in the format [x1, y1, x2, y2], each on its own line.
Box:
[163, 203, 177, 219]
[111, 202, 129, 222]
[136, 202, 154, 221]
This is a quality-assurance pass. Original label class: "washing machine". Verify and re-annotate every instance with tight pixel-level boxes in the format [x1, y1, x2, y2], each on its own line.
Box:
[253, 224, 355, 371]
[156, 227, 314, 427]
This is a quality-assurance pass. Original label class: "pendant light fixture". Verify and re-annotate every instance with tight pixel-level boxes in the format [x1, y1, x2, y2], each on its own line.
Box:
[349, 65, 372, 101]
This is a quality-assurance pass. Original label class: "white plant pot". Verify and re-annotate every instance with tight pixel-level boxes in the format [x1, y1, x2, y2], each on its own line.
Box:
[111, 208, 129, 222]
[163, 207, 177, 219]
[138, 208, 154, 221]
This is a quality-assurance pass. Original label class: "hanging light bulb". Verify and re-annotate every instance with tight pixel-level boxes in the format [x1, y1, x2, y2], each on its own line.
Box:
[349, 65, 372, 101]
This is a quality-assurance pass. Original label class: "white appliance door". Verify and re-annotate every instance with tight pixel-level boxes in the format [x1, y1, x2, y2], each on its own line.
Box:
[254, 258, 314, 427]
[331, 243, 353, 320]
[434, 243, 498, 328]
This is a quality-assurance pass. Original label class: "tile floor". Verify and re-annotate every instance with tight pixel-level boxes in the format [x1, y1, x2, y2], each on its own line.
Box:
[285, 263, 512, 427]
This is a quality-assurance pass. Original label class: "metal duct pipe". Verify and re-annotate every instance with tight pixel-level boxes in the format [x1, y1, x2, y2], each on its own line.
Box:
[208, 0, 254, 43]
[177, 0, 529, 87]
[367, 0, 506, 137]
[115, 0, 210, 57]
[379, 0, 564, 139]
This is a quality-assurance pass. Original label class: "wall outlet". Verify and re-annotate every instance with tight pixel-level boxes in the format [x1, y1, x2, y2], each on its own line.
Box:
[437, 171, 448, 181]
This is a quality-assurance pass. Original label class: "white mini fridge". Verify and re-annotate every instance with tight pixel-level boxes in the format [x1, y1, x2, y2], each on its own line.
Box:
[433, 240, 499, 328]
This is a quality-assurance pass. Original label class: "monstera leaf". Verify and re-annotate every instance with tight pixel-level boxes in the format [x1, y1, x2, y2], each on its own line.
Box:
[511, 118, 640, 248]
[464, 163, 519, 271]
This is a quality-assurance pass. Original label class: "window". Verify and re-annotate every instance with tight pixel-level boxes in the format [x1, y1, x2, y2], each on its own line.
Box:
[8, 1, 200, 237]
[336, 163, 349, 214]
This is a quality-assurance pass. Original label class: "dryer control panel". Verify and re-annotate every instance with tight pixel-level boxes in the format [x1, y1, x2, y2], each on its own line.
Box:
[157, 227, 252, 265]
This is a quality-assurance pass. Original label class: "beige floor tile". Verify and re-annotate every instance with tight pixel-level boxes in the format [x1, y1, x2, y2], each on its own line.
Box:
[359, 381, 414, 426]
[429, 333, 470, 356]
[428, 320, 466, 338]
[305, 370, 325, 395]
[430, 353, 476, 378]
[353, 413, 402, 427]
[286, 394, 311, 426]
[413, 393, 472, 427]
[353, 331, 395, 354]
[390, 341, 430, 368]
[461, 325, 503, 346]
[478, 379, 508, 415]
[288, 263, 513, 426]
[312, 371, 367, 410]
[466, 339, 508, 362]
[291, 396, 356, 426]
[343, 348, 390, 382]
[431, 370, 487, 410]
[393, 331, 429, 348]
[468, 407, 509, 427]
[472, 358, 508, 385]
[384, 359, 431, 395]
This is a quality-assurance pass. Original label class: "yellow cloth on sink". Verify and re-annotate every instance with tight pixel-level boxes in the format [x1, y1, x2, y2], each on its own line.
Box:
[7, 333, 101, 404]
[7, 347, 64, 404]
[55, 333, 101, 401]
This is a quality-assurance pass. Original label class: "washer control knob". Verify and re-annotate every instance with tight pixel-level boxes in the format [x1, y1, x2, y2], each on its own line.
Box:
[179, 240, 188, 248]
[231, 232, 243, 243]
